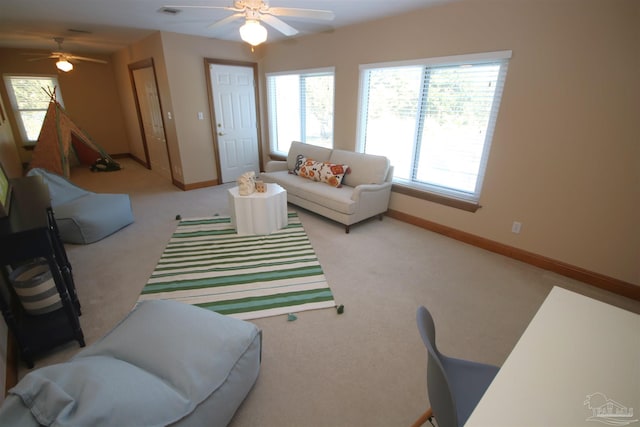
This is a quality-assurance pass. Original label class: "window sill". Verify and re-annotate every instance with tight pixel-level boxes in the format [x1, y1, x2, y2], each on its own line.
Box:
[391, 183, 481, 213]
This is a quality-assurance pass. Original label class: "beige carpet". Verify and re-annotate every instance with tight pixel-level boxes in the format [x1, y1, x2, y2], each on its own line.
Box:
[19, 158, 640, 426]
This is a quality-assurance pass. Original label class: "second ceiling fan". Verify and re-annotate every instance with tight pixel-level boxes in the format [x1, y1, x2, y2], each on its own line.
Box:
[166, 0, 335, 47]
[23, 37, 108, 72]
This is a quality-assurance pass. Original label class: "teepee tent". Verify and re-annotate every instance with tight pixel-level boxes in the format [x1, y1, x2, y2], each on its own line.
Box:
[29, 89, 119, 177]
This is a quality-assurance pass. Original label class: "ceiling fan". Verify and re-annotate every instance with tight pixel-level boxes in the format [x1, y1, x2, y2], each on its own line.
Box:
[23, 37, 108, 72]
[165, 0, 335, 47]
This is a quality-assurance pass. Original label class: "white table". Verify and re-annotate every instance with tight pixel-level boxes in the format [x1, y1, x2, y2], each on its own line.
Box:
[466, 286, 640, 427]
[228, 183, 288, 235]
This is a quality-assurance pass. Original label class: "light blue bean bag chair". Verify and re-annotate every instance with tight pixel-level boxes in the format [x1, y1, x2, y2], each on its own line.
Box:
[27, 168, 134, 244]
[0, 300, 262, 427]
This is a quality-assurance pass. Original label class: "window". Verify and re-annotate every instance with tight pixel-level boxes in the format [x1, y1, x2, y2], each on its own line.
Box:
[358, 51, 510, 204]
[266, 68, 335, 156]
[3, 75, 62, 145]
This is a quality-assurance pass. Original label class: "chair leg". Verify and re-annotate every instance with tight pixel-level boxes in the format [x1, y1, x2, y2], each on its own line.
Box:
[411, 407, 433, 427]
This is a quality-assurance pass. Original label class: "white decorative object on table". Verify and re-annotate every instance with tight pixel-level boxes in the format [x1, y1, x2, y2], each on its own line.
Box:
[238, 171, 256, 196]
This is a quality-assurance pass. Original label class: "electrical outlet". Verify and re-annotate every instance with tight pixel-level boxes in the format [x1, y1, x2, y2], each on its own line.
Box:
[511, 221, 522, 234]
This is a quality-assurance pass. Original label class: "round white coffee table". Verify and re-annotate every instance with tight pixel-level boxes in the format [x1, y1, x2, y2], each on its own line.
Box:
[227, 183, 288, 235]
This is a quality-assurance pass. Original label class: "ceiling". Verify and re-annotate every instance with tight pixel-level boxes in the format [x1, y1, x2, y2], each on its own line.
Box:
[0, 0, 447, 55]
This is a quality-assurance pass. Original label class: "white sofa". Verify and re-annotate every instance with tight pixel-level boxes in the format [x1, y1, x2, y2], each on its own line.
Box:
[261, 141, 393, 233]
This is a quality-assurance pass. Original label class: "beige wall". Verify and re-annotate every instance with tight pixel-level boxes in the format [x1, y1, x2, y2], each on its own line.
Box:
[0, 48, 129, 165]
[112, 32, 262, 185]
[260, 0, 640, 285]
[161, 32, 261, 184]
[112, 33, 169, 169]
[0, 91, 21, 177]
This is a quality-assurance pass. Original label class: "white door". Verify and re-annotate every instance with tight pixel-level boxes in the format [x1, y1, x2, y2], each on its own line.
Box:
[133, 67, 172, 181]
[209, 64, 260, 183]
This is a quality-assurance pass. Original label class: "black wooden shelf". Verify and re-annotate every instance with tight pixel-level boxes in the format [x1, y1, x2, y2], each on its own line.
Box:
[0, 175, 84, 368]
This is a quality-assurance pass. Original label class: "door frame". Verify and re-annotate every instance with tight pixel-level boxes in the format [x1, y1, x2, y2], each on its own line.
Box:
[128, 58, 174, 182]
[204, 58, 263, 182]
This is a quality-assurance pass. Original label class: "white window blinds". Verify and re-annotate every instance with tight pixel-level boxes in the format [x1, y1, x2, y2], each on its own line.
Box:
[358, 51, 511, 202]
[266, 68, 335, 156]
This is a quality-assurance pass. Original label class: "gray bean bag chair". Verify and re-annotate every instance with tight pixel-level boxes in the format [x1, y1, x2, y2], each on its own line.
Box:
[0, 300, 262, 427]
[27, 168, 134, 244]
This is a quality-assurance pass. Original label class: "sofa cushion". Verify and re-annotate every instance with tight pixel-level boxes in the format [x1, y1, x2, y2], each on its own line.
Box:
[298, 183, 356, 214]
[262, 171, 356, 214]
[329, 149, 390, 187]
[287, 141, 332, 171]
[292, 155, 350, 188]
[262, 170, 312, 193]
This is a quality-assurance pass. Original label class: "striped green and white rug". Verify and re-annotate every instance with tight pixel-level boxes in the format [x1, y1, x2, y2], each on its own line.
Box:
[138, 212, 336, 320]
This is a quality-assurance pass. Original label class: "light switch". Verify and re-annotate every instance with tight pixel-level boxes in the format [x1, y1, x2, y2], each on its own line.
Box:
[198, 112, 204, 120]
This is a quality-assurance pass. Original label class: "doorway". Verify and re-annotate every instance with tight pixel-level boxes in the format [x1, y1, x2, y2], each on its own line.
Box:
[205, 60, 261, 184]
[129, 59, 173, 182]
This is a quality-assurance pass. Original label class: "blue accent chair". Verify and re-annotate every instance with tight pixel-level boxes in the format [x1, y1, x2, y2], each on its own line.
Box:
[27, 168, 134, 244]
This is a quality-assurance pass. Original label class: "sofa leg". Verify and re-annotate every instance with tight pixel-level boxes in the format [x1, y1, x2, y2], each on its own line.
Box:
[378, 214, 384, 221]
[345, 225, 350, 234]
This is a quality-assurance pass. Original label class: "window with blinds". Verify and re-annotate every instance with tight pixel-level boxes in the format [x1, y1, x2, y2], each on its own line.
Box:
[358, 51, 511, 203]
[266, 68, 335, 156]
[3, 75, 62, 145]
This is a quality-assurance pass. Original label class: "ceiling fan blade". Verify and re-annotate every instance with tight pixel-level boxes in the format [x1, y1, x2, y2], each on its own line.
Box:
[261, 14, 298, 37]
[163, 4, 238, 12]
[26, 56, 56, 62]
[207, 12, 244, 30]
[267, 7, 335, 21]
[68, 55, 108, 64]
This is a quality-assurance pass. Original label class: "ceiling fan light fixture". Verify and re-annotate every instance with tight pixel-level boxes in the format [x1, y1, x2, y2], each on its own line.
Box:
[56, 59, 73, 72]
[239, 19, 267, 46]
